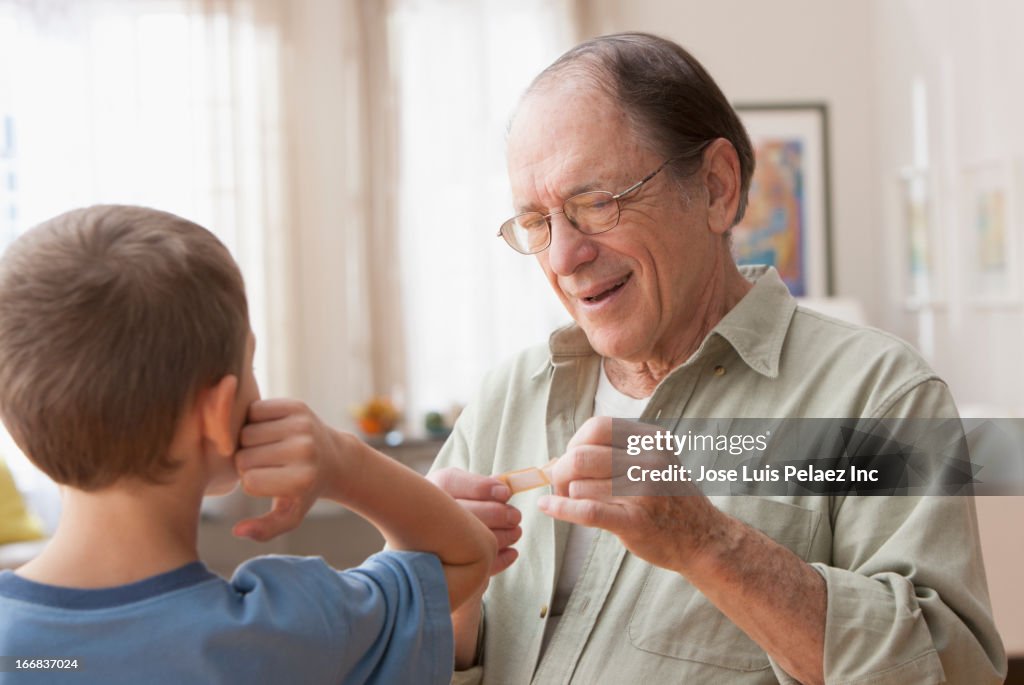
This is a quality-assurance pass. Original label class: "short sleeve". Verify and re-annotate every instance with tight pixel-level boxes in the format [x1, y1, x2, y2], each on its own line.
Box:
[330, 551, 453, 685]
[233, 551, 453, 685]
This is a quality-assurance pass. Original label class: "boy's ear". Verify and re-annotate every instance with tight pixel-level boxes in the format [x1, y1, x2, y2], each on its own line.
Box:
[198, 374, 240, 457]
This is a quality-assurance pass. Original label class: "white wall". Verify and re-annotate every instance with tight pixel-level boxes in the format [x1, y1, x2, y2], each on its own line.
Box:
[870, 0, 1024, 410]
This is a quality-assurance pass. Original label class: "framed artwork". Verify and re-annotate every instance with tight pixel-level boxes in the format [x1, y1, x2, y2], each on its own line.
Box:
[962, 160, 1018, 304]
[732, 103, 833, 296]
[899, 166, 943, 307]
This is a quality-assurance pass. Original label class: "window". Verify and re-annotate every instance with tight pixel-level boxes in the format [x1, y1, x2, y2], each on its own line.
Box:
[390, 0, 577, 423]
[0, 0, 284, 523]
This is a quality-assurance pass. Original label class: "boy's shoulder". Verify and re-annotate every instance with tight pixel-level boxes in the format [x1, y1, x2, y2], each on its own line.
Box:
[0, 550, 445, 611]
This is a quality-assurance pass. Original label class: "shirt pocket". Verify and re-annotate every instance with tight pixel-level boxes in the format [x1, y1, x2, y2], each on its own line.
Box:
[627, 496, 819, 672]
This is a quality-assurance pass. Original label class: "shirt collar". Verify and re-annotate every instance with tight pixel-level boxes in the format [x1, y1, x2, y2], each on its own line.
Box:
[539, 265, 796, 380]
[712, 265, 796, 378]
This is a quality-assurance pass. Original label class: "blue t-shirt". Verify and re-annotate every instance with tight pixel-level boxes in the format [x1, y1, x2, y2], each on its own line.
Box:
[0, 551, 452, 684]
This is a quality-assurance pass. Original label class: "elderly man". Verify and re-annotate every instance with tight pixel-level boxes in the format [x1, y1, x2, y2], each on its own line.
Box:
[429, 33, 1004, 684]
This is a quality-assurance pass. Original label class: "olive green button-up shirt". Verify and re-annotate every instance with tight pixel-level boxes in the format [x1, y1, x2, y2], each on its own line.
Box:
[432, 266, 1005, 684]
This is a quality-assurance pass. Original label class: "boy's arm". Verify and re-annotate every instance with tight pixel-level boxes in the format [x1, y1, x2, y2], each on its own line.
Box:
[231, 399, 497, 611]
[427, 467, 518, 669]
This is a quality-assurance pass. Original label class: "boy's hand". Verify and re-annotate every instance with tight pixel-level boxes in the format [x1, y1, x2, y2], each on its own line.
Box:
[232, 399, 341, 541]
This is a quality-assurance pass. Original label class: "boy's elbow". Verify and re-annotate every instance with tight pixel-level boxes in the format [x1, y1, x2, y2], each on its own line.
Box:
[446, 522, 498, 611]
[474, 518, 498, 580]
[480, 525, 498, 566]
[469, 520, 497, 584]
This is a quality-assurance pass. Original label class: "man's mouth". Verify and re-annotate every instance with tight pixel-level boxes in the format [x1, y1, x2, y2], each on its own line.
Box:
[582, 274, 631, 303]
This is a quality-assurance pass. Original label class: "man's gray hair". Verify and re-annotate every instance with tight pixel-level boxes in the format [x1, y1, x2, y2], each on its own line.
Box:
[526, 32, 755, 226]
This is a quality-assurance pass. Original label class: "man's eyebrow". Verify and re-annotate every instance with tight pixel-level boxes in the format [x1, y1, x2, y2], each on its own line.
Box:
[512, 181, 603, 214]
[566, 181, 601, 197]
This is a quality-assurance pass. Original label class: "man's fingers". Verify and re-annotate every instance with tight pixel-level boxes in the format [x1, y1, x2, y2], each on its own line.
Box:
[549, 445, 611, 496]
[568, 416, 669, 451]
[457, 499, 521, 530]
[232, 497, 303, 541]
[537, 494, 627, 533]
[553, 441, 662, 488]
[568, 478, 613, 501]
[492, 547, 519, 576]
[429, 467, 511, 502]
[566, 415, 614, 450]
[493, 526, 522, 549]
[564, 444, 614, 478]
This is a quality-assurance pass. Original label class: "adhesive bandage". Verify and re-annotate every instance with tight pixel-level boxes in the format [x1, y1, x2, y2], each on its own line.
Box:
[497, 459, 558, 495]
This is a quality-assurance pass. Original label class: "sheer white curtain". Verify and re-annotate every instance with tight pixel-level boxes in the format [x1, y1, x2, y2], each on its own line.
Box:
[272, 0, 406, 426]
[0, 0, 410, 517]
[0, 0, 284, 361]
[389, 0, 579, 427]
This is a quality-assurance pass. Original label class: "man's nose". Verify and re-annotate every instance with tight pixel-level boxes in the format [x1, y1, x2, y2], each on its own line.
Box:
[545, 212, 597, 276]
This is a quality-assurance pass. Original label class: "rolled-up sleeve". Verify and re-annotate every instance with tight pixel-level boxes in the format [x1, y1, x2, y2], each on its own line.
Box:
[811, 380, 1006, 683]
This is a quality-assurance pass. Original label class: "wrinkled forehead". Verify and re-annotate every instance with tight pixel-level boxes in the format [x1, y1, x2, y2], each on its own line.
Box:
[507, 78, 635, 164]
[506, 79, 649, 209]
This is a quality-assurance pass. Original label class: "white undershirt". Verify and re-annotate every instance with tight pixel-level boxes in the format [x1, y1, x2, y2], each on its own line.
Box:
[540, 360, 650, 655]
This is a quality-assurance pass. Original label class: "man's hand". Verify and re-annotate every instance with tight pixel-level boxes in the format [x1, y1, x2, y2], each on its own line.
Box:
[428, 467, 522, 576]
[539, 416, 726, 574]
[232, 399, 343, 541]
[541, 416, 827, 683]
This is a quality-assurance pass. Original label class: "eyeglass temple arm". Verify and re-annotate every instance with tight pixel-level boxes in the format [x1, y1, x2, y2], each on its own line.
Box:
[612, 158, 674, 200]
[498, 144, 709, 236]
[614, 142, 713, 200]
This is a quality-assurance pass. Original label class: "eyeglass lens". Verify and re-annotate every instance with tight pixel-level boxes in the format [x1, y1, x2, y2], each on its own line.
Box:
[503, 191, 619, 254]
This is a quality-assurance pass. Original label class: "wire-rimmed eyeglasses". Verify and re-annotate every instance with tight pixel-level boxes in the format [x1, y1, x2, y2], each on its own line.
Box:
[497, 157, 679, 255]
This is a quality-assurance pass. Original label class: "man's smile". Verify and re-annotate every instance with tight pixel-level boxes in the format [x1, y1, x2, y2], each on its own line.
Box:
[575, 272, 632, 304]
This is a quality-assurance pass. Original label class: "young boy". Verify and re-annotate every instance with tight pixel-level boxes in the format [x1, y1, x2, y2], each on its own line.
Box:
[0, 205, 496, 684]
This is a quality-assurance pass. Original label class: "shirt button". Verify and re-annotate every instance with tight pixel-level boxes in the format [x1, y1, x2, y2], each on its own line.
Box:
[713, 365, 726, 377]
[540, 605, 548, 619]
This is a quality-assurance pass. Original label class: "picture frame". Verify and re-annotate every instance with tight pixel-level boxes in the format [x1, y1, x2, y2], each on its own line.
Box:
[962, 160, 1019, 305]
[898, 166, 944, 307]
[732, 103, 833, 296]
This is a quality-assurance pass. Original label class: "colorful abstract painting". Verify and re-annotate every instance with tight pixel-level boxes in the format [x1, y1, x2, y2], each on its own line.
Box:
[900, 168, 939, 305]
[733, 139, 807, 294]
[966, 162, 1017, 302]
[733, 105, 831, 297]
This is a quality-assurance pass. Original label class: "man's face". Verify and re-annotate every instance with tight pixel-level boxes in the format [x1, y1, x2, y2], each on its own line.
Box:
[506, 80, 720, 364]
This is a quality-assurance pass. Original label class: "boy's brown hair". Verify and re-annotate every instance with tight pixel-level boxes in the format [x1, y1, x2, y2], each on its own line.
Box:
[0, 205, 250, 490]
